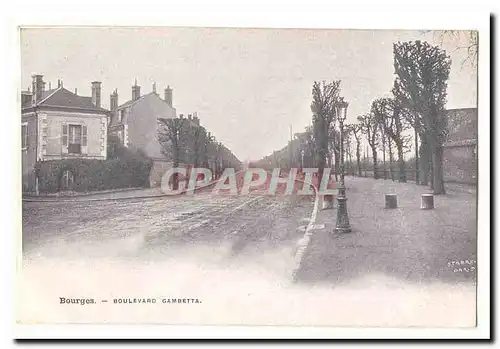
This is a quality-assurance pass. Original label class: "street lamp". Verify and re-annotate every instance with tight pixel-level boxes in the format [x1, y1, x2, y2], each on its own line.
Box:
[335, 97, 351, 234]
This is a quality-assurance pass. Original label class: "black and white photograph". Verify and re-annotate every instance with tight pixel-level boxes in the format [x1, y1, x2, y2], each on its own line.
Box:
[12, 11, 490, 339]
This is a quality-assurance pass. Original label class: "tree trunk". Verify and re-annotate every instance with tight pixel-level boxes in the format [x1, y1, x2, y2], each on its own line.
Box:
[382, 130, 387, 180]
[429, 153, 434, 190]
[396, 142, 406, 183]
[414, 127, 419, 185]
[388, 137, 394, 181]
[371, 146, 378, 179]
[432, 145, 446, 194]
[172, 151, 180, 191]
[356, 143, 362, 177]
[420, 138, 430, 186]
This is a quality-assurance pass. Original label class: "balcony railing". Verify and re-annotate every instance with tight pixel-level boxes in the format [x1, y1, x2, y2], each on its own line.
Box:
[68, 143, 81, 154]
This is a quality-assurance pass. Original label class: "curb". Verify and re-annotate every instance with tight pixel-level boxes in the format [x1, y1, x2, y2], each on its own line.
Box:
[291, 176, 321, 283]
[22, 170, 246, 203]
[22, 186, 145, 199]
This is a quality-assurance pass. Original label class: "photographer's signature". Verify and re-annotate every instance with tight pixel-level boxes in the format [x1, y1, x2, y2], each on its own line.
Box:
[447, 259, 476, 273]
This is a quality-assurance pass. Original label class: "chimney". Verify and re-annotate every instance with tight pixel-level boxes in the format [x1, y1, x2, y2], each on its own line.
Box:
[22, 89, 33, 107]
[49, 82, 52, 90]
[31, 74, 44, 104]
[75, 88, 78, 95]
[152, 82, 157, 94]
[132, 79, 141, 101]
[188, 114, 192, 121]
[91, 81, 102, 108]
[164, 85, 173, 107]
[179, 114, 184, 119]
[110, 89, 118, 111]
[57, 79, 62, 88]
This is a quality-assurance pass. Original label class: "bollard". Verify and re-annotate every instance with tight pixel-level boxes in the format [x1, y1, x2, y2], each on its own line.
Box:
[421, 194, 434, 209]
[385, 194, 398, 209]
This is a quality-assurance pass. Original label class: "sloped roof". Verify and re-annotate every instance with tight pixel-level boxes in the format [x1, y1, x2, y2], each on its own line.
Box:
[117, 92, 156, 110]
[22, 87, 108, 114]
[21, 89, 57, 108]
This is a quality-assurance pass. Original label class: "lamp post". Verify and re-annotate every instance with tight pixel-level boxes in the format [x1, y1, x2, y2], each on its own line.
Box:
[335, 97, 351, 234]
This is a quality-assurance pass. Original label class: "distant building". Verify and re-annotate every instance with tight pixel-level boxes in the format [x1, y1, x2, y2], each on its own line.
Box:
[21, 75, 109, 193]
[108, 80, 177, 159]
[107, 80, 241, 186]
[443, 107, 477, 184]
[108, 80, 187, 186]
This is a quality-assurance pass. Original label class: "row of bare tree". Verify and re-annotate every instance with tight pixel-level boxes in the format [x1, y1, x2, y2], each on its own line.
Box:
[258, 40, 452, 195]
[357, 40, 451, 195]
[157, 115, 241, 190]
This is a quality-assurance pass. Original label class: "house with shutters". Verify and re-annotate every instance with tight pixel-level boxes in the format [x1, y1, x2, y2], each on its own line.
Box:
[21, 74, 109, 193]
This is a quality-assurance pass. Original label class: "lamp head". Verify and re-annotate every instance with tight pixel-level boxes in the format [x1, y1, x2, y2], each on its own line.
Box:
[336, 97, 349, 123]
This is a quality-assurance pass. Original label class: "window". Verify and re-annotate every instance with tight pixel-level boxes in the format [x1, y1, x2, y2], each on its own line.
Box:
[21, 123, 28, 149]
[68, 125, 82, 154]
[63, 124, 87, 154]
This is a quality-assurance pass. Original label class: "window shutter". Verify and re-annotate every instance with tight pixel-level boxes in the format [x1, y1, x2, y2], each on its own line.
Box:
[82, 125, 88, 146]
[62, 124, 68, 146]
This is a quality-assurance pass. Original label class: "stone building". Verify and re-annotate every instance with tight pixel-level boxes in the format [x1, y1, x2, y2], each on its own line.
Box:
[108, 80, 177, 158]
[21, 75, 109, 193]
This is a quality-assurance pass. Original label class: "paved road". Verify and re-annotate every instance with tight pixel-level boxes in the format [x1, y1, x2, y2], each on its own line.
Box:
[22, 190, 313, 270]
[19, 178, 477, 327]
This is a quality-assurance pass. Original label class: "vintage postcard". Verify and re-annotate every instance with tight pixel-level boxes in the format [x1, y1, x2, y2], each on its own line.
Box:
[15, 22, 487, 338]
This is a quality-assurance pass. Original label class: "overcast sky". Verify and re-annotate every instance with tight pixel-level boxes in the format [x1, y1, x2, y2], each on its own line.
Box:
[21, 27, 477, 162]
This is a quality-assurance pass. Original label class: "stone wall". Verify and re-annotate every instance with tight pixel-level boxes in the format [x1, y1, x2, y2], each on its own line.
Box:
[443, 142, 477, 185]
[442, 108, 478, 185]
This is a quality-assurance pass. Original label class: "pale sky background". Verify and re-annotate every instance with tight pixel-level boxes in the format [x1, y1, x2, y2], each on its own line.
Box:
[20, 27, 477, 162]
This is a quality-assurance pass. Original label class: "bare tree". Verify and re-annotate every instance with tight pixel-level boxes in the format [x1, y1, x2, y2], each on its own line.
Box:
[429, 30, 478, 69]
[371, 97, 411, 182]
[190, 125, 209, 168]
[346, 123, 363, 177]
[358, 112, 380, 179]
[311, 80, 342, 188]
[157, 116, 190, 190]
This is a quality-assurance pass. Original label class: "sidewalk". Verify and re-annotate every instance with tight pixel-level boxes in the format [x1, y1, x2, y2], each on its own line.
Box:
[297, 176, 477, 286]
[22, 178, 221, 202]
[22, 187, 166, 202]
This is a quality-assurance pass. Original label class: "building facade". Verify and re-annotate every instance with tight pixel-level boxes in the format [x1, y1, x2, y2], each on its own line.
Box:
[107, 80, 241, 187]
[443, 107, 478, 184]
[21, 75, 109, 193]
[108, 81, 177, 158]
[108, 81, 179, 186]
